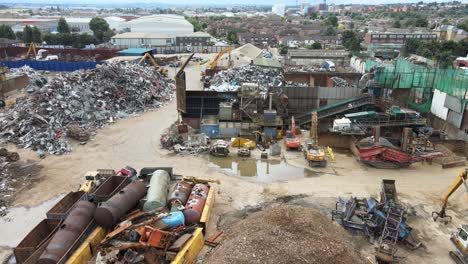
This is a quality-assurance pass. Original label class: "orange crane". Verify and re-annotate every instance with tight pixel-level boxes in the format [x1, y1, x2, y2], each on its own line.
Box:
[285, 116, 301, 150]
[209, 47, 232, 71]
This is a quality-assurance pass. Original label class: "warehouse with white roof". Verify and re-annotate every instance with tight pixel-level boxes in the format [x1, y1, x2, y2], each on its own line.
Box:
[124, 15, 193, 36]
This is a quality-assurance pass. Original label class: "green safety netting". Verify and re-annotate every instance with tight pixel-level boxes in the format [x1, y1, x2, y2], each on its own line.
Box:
[365, 58, 468, 112]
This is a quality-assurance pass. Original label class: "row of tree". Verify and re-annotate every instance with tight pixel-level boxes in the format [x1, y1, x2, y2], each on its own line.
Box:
[0, 17, 113, 46]
[403, 38, 468, 68]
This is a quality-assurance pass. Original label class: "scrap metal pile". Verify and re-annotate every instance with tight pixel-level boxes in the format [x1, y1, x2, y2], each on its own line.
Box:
[95, 169, 213, 263]
[207, 65, 283, 95]
[160, 123, 210, 155]
[7, 66, 48, 93]
[0, 63, 175, 156]
[332, 180, 421, 263]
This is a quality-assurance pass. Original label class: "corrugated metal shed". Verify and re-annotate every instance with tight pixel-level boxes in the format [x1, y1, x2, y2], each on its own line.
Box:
[430, 89, 448, 120]
[447, 109, 464, 128]
[444, 95, 462, 113]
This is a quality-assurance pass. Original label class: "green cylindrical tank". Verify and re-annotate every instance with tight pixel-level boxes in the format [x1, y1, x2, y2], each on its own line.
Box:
[143, 170, 169, 211]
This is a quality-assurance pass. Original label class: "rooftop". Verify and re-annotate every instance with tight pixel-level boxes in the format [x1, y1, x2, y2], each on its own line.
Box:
[112, 32, 172, 39]
[176, 31, 212, 38]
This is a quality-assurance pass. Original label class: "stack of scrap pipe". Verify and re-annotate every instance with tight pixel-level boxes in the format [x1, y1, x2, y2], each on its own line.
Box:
[207, 65, 283, 95]
[95, 169, 212, 263]
[0, 62, 175, 155]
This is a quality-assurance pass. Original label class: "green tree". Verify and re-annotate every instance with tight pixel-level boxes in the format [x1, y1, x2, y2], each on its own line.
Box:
[89, 17, 113, 43]
[226, 31, 238, 45]
[324, 26, 336, 36]
[311, 42, 322, 49]
[393, 20, 401, 28]
[23, 25, 33, 43]
[0, 25, 15, 39]
[402, 38, 422, 56]
[31, 27, 42, 43]
[57, 17, 70, 34]
[309, 13, 317, 20]
[457, 18, 468, 32]
[323, 15, 338, 27]
[341, 30, 361, 54]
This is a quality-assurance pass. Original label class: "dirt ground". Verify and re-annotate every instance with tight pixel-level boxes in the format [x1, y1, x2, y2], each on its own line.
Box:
[0, 99, 466, 263]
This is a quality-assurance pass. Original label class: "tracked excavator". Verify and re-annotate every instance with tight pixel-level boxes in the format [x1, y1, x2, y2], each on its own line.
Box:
[432, 169, 468, 264]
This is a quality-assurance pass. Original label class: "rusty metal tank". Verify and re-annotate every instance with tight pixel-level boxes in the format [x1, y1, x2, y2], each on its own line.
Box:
[183, 184, 209, 225]
[167, 181, 193, 210]
[143, 170, 169, 211]
[38, 201, 96, 264]
[94, 180, 146, 229]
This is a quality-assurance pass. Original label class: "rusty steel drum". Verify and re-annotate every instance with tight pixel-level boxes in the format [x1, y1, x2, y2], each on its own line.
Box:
[94, 180, 146, 229]
[183, 184, 209, 225]
[167, 181, 193, 209]
[38, 201, 96, 264]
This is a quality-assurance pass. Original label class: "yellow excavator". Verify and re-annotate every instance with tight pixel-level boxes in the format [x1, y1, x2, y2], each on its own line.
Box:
[22, 42, 37, 59]
[432, 169, 468, 264]
[303, 112, 327, 167]
[432, 168, 467, 223]
[209, 47, 232, 71]
[137, 53, 168, 76]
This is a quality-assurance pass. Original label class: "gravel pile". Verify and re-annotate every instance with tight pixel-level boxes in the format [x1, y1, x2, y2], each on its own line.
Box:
[204, 205, 366, 264]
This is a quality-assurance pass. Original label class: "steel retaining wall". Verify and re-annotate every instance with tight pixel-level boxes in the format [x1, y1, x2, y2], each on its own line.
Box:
[0, 60, 103, 71]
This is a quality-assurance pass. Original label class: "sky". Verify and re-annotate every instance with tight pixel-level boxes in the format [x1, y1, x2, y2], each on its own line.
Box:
[2, 0, 467, 6]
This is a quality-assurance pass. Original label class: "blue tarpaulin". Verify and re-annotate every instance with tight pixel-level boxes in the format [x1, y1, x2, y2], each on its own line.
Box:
[0, 60, 104, 71]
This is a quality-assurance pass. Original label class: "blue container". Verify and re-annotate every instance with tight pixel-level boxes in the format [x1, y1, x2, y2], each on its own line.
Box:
[200, 124, 220, 138]
[162, 211, 185, 228]
[264, 128, 277, 138]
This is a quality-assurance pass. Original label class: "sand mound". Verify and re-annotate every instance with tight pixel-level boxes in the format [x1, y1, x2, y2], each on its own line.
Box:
[204, 205, 366, 264]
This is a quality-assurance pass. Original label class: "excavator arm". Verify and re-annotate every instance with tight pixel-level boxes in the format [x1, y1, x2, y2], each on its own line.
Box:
[137, 53, 158, 67]
[432, 168, 468, 223]
[210, 47, 232, 70]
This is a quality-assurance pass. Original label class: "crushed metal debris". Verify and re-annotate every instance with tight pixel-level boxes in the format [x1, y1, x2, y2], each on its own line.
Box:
[0, 63, 175, 156]
[207, 65, 283, 95]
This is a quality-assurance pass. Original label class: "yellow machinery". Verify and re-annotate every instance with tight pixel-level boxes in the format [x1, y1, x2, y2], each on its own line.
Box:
[79, 169, 115, 193]
[22, 42, 37, 59]
[209, 47, 232, 70]
[231, 137, 256, 150]
[137, 53, 168, 76]
[432, 168, 467, 223]
[0, 67, 8, 81]
[303, 112, 327, 167]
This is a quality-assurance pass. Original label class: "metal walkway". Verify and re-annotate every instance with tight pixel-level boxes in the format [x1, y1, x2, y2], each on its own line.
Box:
[356, 118, 427, 127]
[297, 94, 375, 126]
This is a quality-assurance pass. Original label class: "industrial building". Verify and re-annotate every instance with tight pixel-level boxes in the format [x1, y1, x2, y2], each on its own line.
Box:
[125, 15, 194, 36]
[176, 32, 212, 46]
[286, 49, 349, 66]
[111, 32, 174, 48]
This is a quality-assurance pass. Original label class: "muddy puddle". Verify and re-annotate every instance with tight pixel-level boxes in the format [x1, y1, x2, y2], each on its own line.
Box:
[0, 195, 64, 248]
[209, 156, 319, 181]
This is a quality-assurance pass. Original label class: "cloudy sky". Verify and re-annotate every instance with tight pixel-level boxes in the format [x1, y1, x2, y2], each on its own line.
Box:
[4, 0, 467, 5]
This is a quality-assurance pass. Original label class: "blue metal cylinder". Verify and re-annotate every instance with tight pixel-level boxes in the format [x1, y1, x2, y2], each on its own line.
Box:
[161, 211, 185, 228]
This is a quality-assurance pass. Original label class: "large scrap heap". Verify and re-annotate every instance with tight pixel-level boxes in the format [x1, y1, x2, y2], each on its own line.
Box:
[0, 63, 175, 156]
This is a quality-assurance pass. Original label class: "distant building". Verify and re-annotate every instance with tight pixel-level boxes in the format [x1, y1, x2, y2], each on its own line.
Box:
[272, 4, 286, 16]
[364, 32, 437, 45]
[176, 32, 212, 46]
[238, 33, 277, 46]
[65, 18, 93, 34]
[433, 25, 467, 41]
[0, 18, 57, 32]
[111, 32, 174, 48]
[125, 15, 194, 36]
